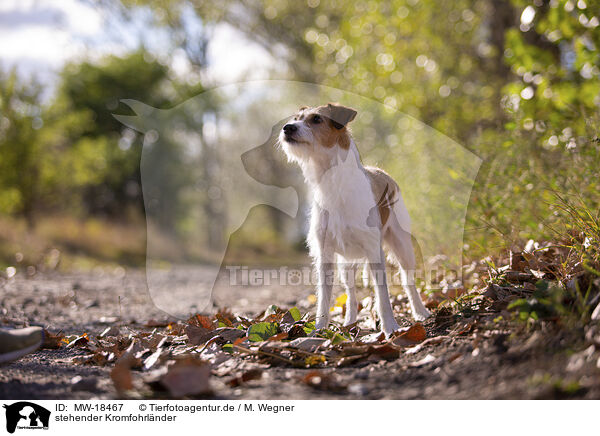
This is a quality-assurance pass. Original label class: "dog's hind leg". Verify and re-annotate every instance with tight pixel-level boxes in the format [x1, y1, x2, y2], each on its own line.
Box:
[338, 257, 358, 326]
[384, 221, 431, 321]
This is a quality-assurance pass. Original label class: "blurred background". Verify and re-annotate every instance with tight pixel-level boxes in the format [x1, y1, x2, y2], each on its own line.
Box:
[0, 0, 598, 274]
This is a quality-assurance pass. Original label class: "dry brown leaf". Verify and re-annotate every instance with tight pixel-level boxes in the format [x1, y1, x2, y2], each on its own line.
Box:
[390, 323, 427, 347]
[226, 369, 263, 387]
[213, 327, 246, 342]
[367, 343, 400, 359]
[42, 329, 64, 349]
[267, 332, 289, 342]
[215, 309, 235, 327]
[187, 314, 215, 330]
[65, 333, 90, 348]
[160, 357, 211, 397]
[110, 352, 136, 394]
[185, 324, 213, 345]
[301, 370, 345, 392]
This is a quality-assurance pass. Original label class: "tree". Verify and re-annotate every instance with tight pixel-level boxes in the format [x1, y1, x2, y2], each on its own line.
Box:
[0, 69, 46, 226]
[50, 49, 172, 216]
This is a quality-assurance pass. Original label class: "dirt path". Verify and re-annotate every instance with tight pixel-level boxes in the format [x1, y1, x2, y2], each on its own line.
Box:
[1, 269, 599, 400]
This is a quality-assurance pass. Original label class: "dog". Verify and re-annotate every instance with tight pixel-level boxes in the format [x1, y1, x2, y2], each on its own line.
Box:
[279, 103, 431, 336]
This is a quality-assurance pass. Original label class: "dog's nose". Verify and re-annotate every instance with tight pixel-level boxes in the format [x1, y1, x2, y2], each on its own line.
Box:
[283, 124, 298, 134]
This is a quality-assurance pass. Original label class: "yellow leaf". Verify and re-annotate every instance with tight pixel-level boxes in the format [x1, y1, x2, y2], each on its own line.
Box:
[305, 355, 326, 366]
[335, 294, 347, 307]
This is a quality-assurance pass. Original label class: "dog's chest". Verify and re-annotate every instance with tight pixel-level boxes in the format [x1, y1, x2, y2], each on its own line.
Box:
[310, 166, 380, 257]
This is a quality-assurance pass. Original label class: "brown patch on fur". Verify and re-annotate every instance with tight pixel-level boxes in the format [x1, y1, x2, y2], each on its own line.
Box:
[295, 106, 352, 150]
[365, 166, 400, 227]
[313, 119, 351, 149]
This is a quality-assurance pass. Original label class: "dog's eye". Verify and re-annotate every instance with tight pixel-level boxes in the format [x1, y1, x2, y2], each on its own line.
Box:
[311, 115, 322, 123]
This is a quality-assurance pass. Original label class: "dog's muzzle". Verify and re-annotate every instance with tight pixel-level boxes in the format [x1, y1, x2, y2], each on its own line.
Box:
[283, 123, 298, 142]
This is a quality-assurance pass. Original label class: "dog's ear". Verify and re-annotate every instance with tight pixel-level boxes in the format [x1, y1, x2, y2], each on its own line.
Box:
[321, 103, 357, 129]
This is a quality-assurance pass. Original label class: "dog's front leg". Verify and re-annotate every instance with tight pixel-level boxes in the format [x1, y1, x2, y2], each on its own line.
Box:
[311, 210, 335, 331]
[369, 247, 401, 336]
[315, 254, 335, 330]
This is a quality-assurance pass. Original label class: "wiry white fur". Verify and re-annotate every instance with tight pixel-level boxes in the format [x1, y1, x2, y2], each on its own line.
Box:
[309, 149, 380, 259]
[279, 115, 430, 336]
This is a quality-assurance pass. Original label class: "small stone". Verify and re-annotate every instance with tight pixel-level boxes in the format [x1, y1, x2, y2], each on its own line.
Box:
[70, 376, 98, 391]
[348, 383, 369, 396]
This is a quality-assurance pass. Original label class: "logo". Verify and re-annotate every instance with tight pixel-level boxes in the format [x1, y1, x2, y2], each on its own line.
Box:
[2, 402, 50, 434]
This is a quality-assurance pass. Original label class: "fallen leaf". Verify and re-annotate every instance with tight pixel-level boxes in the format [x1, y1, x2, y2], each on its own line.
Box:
[267, 332, 289, 342]
[99, 326, 121, 338]
[214, 327, 247, 342]
[215, 309, 235, 327]
[143, 348, 163, 370]
[187, 314, 215, 330]
[247, 322, 279, 342]
[367, 343, 400, 359]
[389, 323, 427, 347]
[305, 355, 326, 366]
[301, 370, 345, 392]
[281, 307, 302, 324]
[160, 357, 211, 397]
[110, 344, 138, 394]
[65, 333, 89, 348]
[332, 294, 347, 313]
[185, 325, 213, 345]
[288, 337, 327, 352]
[42, 330, 64, 349]
[226, 369, 263, 387]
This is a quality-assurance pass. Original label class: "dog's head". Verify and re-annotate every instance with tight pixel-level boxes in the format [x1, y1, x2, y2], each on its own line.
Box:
[278, 103, 357, 165]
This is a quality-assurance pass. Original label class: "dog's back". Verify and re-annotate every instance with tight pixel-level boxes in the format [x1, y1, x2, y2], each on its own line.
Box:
[364, 166, 411, 233]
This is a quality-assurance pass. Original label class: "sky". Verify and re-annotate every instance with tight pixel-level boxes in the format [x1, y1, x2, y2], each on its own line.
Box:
[0, 0, 278, 95]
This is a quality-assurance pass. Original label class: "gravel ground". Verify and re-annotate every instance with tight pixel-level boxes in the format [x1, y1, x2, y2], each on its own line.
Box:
[1, 269, 599, 400]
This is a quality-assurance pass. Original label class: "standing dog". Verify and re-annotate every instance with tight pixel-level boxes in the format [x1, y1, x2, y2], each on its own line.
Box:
[279, 103, 431, 336]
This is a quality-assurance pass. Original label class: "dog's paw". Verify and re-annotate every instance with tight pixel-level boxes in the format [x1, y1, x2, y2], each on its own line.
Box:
[381, 321, 402, 338]
[412, 307, 432, 322]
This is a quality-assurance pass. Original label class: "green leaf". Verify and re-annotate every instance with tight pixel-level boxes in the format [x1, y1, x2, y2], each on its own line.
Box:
[303, 321, 316, 335]
[247, 322, 279, 342]
[289, 307, 301, 322]
[222, 343, 233, 353]
[508, 298, 528, 310]
[331, 333, 347, 345]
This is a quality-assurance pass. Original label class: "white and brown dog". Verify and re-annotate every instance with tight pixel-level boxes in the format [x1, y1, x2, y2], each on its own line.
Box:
[279, 103, 431, 336]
